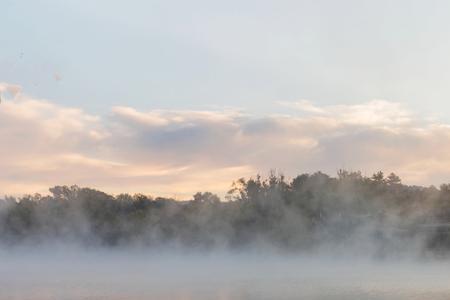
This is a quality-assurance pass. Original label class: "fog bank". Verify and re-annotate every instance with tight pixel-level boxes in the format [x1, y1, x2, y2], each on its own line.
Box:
[2, 250, 450, 300]
[2, 171, 450, 258]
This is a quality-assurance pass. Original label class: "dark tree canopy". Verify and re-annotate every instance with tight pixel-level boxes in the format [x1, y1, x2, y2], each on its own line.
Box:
[1, 170, 450, 256]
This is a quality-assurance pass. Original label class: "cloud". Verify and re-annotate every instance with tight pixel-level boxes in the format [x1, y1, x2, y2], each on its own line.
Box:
[279, 99, 413, 126]
[0, 83, 22, 98]
[1, 83, 450, 198]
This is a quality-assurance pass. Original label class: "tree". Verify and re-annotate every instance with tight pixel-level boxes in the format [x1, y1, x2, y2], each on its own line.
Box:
[386, 173, 401, 185]
[371, 171, 385, 183]
[193, 192, 220, 204]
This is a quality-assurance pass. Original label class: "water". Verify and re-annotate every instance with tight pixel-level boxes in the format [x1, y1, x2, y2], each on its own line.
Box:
[1, 251, 450, 300]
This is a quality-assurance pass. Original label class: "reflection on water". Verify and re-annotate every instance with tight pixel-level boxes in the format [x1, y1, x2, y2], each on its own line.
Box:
[1, 251, 450, 300]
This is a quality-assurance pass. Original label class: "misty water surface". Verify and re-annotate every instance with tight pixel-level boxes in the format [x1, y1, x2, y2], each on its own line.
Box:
[1, 249, 450, 300]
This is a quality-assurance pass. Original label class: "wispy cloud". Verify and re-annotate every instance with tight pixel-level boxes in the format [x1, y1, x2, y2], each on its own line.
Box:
[278, 99, 413, 126]
[1, 83, 449, 197]
[0, 83, 22, 98]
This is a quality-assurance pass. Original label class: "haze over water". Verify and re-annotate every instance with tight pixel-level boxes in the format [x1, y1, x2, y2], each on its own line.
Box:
[2, 251, 450, 300]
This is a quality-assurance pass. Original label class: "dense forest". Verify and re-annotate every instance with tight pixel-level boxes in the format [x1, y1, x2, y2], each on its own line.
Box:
[2, 170, 450, 256]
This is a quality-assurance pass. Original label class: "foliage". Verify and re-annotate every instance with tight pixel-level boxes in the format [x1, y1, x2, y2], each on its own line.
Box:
[1, 170, 449, 255]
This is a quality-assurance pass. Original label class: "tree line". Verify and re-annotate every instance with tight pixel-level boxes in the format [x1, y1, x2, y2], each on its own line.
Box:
[1, 170, 450, 256]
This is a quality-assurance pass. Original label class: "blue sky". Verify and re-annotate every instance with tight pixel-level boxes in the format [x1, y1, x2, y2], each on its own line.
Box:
[2, 0, 450, 196]
[3, 0, 450, 117]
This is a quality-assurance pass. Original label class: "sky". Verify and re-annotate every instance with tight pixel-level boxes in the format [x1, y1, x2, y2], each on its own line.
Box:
[2, 0, 450, 197]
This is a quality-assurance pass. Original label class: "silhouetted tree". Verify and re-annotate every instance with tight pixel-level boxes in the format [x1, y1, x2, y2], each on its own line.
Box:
[1, 170, 450, 255]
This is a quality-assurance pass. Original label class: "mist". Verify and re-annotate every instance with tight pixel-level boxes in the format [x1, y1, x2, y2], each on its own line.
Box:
[3, 170, 450, 299]
[2, 248, 450, 300]
[1, 170, 449, 256]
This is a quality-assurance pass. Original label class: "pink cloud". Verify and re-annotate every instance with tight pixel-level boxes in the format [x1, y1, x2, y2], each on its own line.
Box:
[1, 84, 450, 198]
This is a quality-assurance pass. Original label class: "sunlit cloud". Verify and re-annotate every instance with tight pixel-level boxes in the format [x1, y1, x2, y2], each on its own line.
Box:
[279, 99, 413, 126]
[1, 83, 450, 198]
